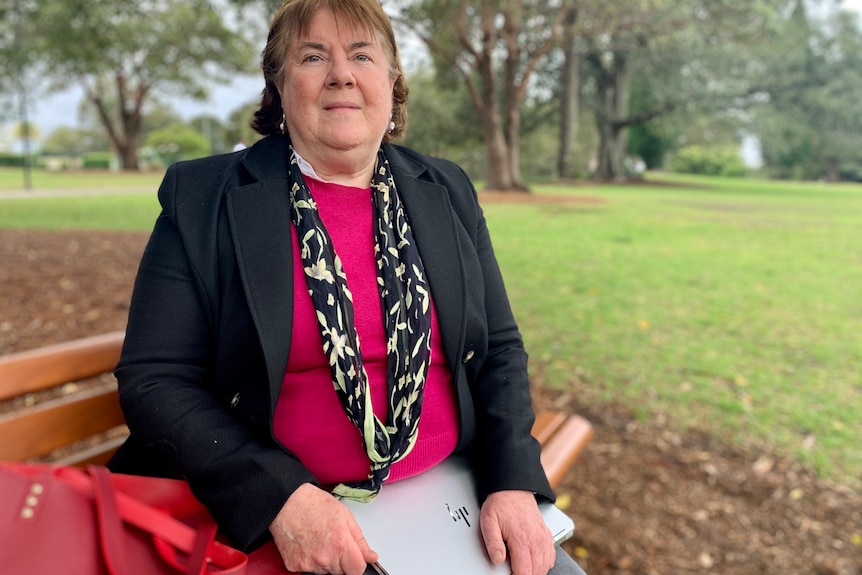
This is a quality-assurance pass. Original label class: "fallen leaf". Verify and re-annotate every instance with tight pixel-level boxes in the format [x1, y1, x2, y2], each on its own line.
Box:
[698, 552, 714, 568]
[752, 457, 774, 475]
[555, 493, 572, 510]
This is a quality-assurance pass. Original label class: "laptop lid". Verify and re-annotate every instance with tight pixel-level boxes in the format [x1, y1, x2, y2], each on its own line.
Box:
[340, 455, 575, 575]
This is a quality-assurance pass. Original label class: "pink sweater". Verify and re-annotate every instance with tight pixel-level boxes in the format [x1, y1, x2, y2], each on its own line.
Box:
[273, 178, 459, 485]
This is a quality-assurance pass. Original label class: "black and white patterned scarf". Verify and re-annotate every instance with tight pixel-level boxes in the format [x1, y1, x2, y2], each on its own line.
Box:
[287, 145, 432, 502]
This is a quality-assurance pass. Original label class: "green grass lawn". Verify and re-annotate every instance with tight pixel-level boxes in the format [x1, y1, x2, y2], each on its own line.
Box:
[2, 169, 860, 487]
[0, 168, 163, 230]
[0, 194, 161, 230]
[0, 167, 163, 191]
[489, 174, 862, 486]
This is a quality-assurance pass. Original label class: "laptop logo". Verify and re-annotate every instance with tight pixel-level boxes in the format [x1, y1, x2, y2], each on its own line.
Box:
[445, 503, 471, 527]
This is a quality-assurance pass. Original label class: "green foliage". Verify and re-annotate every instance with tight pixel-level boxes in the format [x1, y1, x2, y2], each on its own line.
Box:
[189, 115, 229, 155]
[81, 152, 116, 170]
[37, 0, 255, 88]
[0, 153, 28, 167]
[41, 127, 108, 156]
[225, 102, 265, 151]
[143, 123, 211, 166]
[670, 146, 748, 178]
[27, 0, 256, 169]
[627, 124, 668, 170]
[752, 5, 862, 181]
[399, 70, 485, 180]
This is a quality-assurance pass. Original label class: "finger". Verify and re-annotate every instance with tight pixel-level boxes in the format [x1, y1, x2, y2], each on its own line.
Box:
[479, 515, 507, 565]
[507, 539, 533, 575]
[347, 515, 379, 564]
[340, 551, 370, 575]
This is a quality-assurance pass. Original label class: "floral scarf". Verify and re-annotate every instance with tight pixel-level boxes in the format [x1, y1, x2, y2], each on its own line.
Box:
[287, 145, 432, 502]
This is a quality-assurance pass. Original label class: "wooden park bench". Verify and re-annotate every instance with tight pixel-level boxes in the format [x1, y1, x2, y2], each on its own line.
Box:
[0, 332, 593, 488]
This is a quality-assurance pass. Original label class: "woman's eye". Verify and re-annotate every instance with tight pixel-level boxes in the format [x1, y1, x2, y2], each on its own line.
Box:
[355, 54, 371, 62]
[303, 54, 322, 63]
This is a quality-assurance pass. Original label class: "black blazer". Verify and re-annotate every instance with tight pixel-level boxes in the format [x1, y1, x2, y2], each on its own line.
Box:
[112, 135, 553, 551]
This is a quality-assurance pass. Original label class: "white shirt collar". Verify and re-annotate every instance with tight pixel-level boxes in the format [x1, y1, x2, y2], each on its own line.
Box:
[293, 149, 329, 183]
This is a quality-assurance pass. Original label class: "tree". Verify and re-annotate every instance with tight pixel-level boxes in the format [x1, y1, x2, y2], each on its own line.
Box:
[393, 0, 573, 191]
[144, 122, 211, 166]
[753, 2, 862, 181]
[225, 101, 264, 152]
[557, 7, 580, 180]
[400, 70, 485, 178]
[41, 126, 107, 156]
[34, 0, 254, 170]
[577, 0, 787, 180]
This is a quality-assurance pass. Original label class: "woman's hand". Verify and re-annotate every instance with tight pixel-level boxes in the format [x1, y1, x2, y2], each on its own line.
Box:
[269, 483, 379, 575]
[480, 490, 556, 575]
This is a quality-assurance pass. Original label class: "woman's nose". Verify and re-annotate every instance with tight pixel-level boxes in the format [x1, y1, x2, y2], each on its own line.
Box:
[327, 55, 355, 87]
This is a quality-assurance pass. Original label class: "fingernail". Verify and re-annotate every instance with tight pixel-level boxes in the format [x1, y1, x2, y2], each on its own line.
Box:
[492, 551, 504, 564]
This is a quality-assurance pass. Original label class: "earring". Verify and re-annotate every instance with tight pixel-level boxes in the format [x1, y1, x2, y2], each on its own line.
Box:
[388, 121, 396, 133]
[279, 113, 286, 134]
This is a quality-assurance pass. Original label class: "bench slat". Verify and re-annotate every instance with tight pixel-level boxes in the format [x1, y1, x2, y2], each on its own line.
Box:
[0, 331, 125, 401]
[56, 435, 128, 467]
[0, 386, 126, 461]
[539, 414, 594, 489]
[531, 410, 567, 445]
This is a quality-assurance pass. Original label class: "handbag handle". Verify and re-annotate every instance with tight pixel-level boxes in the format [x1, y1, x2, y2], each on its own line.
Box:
[90, 466, 134, 575]
[59, 466, 247, 575]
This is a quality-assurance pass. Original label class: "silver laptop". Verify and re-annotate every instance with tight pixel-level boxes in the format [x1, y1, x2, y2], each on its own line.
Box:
[340, 455, 575, 575]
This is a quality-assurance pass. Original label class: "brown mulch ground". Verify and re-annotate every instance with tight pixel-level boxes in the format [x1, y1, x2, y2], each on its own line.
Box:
[1, 221, 860, 575]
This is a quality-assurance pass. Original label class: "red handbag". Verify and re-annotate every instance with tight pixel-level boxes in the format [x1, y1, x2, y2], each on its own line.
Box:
[0, 463, 249, 574]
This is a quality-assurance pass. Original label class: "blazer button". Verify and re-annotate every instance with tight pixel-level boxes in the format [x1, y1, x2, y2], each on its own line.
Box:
[229, 392, 241, 408]
[462, 350, 475, 364]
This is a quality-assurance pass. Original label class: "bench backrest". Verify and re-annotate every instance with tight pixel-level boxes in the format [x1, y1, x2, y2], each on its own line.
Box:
[0, 331, 127, 465]
[0, 331, 591, 487]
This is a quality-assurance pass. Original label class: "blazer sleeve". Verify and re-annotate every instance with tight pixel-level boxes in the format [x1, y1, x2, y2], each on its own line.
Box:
[114, 162, 317, 551]
[470, 195, 554, 503]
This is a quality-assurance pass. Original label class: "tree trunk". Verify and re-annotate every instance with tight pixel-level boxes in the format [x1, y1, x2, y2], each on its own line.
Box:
[116, 140, 140, 171]
[595, 123, 626, 180]
[592, 51, 630, 180]
[826, 157, 839, 182]
[558, 11, 579, 180]
[501, 8, 527, 192]
[478, 69, 515, 190]
[484, 119, 516, 190]
[504, 92, 528, 191]
[475, 5, 516, 191]
[87, 74, 144, 170]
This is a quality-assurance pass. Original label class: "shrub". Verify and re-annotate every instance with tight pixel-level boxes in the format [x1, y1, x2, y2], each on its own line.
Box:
[0, 153, 26, 167]
[670, 145, 748, 177]
[82, 152, 116, 170]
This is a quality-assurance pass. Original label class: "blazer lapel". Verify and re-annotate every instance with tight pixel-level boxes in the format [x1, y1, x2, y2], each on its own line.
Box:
[225, 139, 468, 416]
[226, 136, 295, 411]
[387, 149, 466, 377]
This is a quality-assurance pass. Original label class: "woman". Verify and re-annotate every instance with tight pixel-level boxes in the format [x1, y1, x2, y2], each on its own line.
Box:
[110, 1, 584, 574]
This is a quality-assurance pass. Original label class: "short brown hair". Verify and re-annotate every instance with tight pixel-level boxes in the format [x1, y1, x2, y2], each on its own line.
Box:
[252, 0, 408, 141]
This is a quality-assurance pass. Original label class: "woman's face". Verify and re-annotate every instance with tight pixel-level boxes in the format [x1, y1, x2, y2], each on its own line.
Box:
[279, 8, 396, 164]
